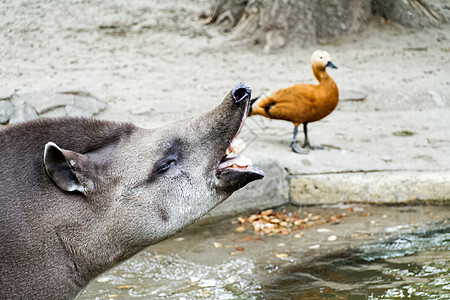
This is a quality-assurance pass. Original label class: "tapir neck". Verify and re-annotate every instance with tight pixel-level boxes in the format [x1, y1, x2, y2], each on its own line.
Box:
[57, 218, 144, 287]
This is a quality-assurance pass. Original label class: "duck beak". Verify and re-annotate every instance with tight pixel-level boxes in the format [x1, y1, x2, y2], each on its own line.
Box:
[326, 61, 338, 69]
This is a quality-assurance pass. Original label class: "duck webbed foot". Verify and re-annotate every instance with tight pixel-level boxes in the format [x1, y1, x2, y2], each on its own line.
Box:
[290, 141, 309, 154]
[291, 126, 309, 154]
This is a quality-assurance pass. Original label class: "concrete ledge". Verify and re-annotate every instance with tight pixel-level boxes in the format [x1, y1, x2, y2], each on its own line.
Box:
[290, 171, 450, 205]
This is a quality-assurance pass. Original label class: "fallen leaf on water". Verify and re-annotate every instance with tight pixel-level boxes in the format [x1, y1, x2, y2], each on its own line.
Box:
[261, 215, 271, 222]
[252, 222, 262, 232]
[229, 246, 244, 255]
[275, 253, 289, 258]
[261, 209, 273, 216]
[235, 225, 246, 232]
[117, 285, 133, 290]
[280, 228, 290, 235]
[309, 244, 320, 249]
[317, 228, 331, 233]
[311, 215, 321, 221]
[107, 295, 118, 298]
[235, 236, 254, 242]
[351, 233, 368, 238]
[236, 209, 346, 236]
[213, 242, 222, 248]
[247, 214, 259, 223]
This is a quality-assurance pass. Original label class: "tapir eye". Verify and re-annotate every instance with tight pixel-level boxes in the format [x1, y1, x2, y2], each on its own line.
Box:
[149, 138, 182, 181]
[155, 158, 176, 174]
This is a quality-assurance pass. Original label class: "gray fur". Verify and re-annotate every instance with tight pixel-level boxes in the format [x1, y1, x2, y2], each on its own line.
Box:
[0, 85, 263, 299]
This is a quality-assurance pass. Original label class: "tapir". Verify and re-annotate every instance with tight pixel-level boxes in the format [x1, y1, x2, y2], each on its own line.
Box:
[0, 83, 264, 299]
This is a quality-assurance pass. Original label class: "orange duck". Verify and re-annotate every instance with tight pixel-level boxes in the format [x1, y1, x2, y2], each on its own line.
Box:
[249, 49, 339, 154]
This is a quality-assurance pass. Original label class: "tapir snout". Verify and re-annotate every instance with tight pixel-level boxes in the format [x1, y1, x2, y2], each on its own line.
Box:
[0, 83, 263, 299]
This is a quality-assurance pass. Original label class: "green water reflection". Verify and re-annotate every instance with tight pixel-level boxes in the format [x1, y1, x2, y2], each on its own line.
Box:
[261, 223, 449, 299]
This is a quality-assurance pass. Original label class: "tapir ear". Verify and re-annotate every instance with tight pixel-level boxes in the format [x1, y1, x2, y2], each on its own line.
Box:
[43, 142, 94, 194]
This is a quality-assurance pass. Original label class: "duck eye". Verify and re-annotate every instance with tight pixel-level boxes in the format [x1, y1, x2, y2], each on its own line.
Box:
[319, 56, 323, 59]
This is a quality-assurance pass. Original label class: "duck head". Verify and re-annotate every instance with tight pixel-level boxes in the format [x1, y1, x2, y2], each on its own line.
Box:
[311, 49, 337, 70]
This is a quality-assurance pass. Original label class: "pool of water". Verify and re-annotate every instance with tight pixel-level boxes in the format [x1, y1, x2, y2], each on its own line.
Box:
[80, 207, 449, 300]
[260, 222, 450, 299]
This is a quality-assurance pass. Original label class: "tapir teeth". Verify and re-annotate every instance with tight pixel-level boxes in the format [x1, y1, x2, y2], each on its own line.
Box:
[219, 136, 253, 170]
[226, 136, 246, 158]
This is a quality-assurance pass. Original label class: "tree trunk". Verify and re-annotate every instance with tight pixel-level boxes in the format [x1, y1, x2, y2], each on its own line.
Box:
[204, 0, 445, 51]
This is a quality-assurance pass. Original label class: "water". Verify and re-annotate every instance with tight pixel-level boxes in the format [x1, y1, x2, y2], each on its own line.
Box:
[80, 209, 449, 300]
[87, 254, 261, 299]
[260, 223, 450, 299]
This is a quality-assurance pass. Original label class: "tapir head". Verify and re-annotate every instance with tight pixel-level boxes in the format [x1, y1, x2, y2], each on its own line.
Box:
[43, 83, 264, 253]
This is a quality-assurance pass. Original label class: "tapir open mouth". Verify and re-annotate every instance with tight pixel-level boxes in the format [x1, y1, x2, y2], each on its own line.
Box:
[217, 84, 264, 184]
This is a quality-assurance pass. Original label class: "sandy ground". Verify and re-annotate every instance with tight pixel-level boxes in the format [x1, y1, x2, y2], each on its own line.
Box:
[2, 1, 449, 177]
[1, 0, 449, 126]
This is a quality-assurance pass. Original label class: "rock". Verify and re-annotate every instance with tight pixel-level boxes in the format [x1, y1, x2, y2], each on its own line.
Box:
[16, 90, 73, 114]
[0, 89, 14, 100]
[63, 91, 107, 117]
[8, 94, 39, 124]
[0, 101, 14, 124]
[3, 88, 107, 123]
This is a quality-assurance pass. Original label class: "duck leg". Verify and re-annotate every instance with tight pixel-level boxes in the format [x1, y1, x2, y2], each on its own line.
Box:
[302, 122, 324, 150]
[290, 126, 309, 154]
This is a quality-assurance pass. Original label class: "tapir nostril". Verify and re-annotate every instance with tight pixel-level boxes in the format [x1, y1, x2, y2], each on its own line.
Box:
[232, 83, 251, 104]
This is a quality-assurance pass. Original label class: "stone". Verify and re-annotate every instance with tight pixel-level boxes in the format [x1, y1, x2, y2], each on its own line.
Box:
[65, 93, 107, 117]
[0, 89, 14, 100]
[10, 88, 107, 119]
[0, 101, 14, 124]
[15, 90, 73, 115]
[8, 94, 38, 124]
